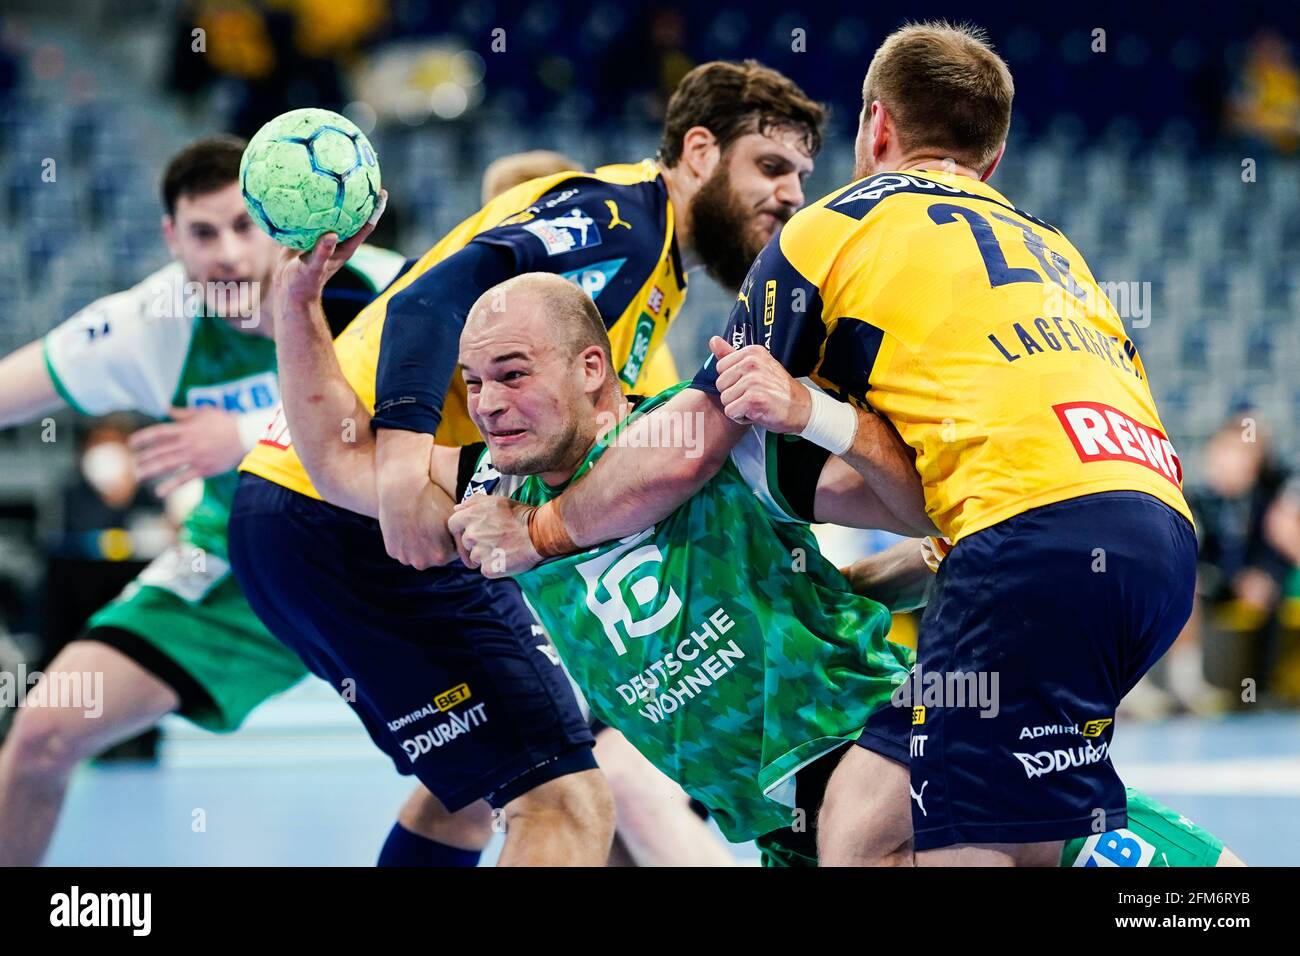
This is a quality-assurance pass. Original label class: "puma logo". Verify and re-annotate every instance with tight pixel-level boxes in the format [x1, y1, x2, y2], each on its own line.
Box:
[910, 780, 929, 817]
[605, 199, 631, 230]
[736, 273, 755, 312]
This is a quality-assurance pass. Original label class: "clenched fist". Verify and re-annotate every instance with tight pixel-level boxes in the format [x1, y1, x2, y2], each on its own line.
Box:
[710, 335, 811, 433]
[447, 494, 543, 578]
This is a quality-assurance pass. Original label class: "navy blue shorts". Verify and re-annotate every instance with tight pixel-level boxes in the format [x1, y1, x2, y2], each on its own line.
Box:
[228, 474, 595, 811]
[903, 491, 1197, 850]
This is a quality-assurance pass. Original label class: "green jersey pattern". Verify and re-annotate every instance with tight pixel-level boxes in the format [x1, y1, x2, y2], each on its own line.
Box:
[503, 385, 910, 842]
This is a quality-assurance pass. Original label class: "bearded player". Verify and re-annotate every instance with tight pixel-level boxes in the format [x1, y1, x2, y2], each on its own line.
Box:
[229, 61, 824, 865]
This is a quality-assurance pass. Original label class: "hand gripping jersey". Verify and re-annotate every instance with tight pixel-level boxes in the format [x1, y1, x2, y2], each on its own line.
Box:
[460, 385, 909, 843]
[242, 160, 688, 500]
[694, 169, 1193, 542]
[43, 248, 405, 557]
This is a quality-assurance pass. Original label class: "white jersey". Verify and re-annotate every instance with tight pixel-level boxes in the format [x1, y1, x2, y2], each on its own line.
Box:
[43, 248, 406, 447]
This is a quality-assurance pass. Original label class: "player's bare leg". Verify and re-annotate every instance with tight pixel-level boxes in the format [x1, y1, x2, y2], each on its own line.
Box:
[0, 640, 179, 866]
[397, 786, 494, 851]
[917, 842, 1063, 866]
[817, 747, 913, 866]
[595, 727, 733, 866]
[496, 768, 615, 866]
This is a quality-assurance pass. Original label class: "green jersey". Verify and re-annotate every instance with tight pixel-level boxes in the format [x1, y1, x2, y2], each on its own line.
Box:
[44, 247, 406, 557]
[463, 385, 910, 842]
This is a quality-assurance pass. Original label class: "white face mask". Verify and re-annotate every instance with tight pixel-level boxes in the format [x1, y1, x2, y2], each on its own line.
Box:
[81, 441, 134, 499]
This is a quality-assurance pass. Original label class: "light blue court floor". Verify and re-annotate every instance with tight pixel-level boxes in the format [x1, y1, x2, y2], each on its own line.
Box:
[42, 681, 1300, 866]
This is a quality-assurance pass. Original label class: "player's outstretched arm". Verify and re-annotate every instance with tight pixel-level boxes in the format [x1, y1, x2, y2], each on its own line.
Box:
[560, 386, 745, 544]
[0, 340, 63, 429]
[272, 198, 398, 519]
[449, 386, 745, 577]
[839, 537, 932, 612]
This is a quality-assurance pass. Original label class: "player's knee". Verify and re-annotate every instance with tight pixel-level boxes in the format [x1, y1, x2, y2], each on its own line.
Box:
[2, 706, 92, 784]
[506, 768, 615, 836]
[818, 795, 909, 865]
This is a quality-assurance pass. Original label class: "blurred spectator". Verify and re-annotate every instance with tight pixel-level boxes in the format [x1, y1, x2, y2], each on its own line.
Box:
[480, 149, 579, 204]
[57, 416, 169, 553]
[1263, 474, 1300, 609]
[167, 0, 386, 139]
[1227, 29, 1300, 153]
[1170, 414, 1294, 710]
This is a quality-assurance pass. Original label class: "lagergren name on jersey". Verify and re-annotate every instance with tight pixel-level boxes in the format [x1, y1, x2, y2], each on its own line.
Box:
[613, 605, 744, 723]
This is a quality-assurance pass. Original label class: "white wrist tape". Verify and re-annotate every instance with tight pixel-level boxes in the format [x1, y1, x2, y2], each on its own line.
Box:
[798, 385, 858, 455]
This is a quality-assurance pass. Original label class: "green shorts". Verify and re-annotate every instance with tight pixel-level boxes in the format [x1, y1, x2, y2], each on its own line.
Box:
[757, 786, 1225, 867]
[1061, 787, 1226, 867]
[87, 545, 307, 732]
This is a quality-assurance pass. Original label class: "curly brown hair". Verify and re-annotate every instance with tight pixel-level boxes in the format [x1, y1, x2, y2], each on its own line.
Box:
[658, 60, 826, 166]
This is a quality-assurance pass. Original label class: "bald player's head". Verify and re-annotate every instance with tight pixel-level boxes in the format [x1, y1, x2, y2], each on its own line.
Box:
[460, 273, 619, 479]
[481, 150, 581, 204]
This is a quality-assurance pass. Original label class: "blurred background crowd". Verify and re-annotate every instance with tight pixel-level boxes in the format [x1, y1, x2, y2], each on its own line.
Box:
[1, 0, 1299, 750]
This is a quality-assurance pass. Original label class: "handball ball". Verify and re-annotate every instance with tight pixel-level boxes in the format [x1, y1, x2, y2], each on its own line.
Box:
[240, 108, 381, 251]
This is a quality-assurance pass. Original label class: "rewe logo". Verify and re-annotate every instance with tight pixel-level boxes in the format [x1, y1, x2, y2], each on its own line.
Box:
[574, 528, 682, 655]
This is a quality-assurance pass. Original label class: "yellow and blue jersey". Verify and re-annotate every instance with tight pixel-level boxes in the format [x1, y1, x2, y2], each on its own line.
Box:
[242, 160, 687, 500]
[694, 168, 1192, 542]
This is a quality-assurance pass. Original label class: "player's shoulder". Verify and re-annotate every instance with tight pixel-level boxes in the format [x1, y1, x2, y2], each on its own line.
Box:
[475, 160, 669, 267]
[56, 261, 195, 343]
[776, 170, 998, 272]
[517, 160, 666, 241]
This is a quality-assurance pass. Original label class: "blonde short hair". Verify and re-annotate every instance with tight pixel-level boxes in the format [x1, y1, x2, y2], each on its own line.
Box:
[863, 21, 1014, 170]
[481, 150, 580, 203]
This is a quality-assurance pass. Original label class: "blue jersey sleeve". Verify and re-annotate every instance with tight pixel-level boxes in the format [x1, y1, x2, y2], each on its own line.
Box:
[371, 242, 516, 434]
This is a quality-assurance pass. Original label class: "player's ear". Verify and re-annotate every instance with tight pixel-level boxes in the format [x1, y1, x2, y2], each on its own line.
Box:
[161, 215, 179, 255]
[579, 345, 609, 396]
[870, 101, 892, 163]
[980, 142, 1006, 182]
[679, 126, 721, 182]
